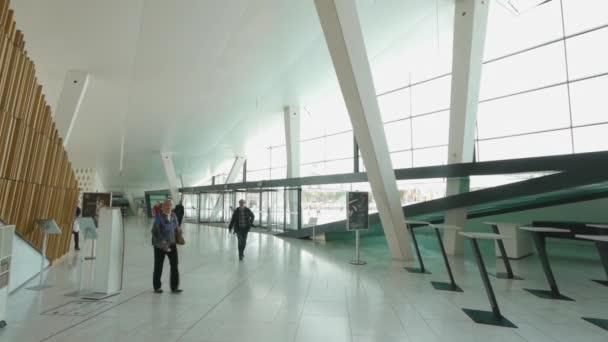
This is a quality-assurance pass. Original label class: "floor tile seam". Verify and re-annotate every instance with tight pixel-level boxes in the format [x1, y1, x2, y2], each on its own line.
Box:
[38, 288, 151, 342]
[344, 288, 355, 342]
[174, 258, 271, 342]
[289, 271, 315, 342]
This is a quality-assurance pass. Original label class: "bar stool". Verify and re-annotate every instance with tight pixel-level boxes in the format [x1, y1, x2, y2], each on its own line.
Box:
[404, 221, 432, 274]
[429, 224, 463, 292]
[519, 226, 574, 301]
[583, 225, 608, 286]
[481, 222, 523, 280]
[459, 232, 517, 328]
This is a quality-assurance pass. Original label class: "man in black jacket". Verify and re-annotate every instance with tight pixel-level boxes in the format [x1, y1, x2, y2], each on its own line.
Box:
[174, 200, 185, 227]
[228, 199, 255, 261]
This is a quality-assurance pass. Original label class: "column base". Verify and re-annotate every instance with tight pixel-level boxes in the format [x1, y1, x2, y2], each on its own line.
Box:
[462, 309, 517, 328]
[404, 266, 431, 274]
[524, 288, 574, 301]
[492, 272, 524, 280]
[582, 317, 608, 331]
[350, 260, 367, 265]
[592, 279, 608, 287]
[431, 281, 463, 292]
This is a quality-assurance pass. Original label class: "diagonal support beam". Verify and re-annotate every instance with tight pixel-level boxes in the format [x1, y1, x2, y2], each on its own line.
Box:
[444, 0, 489, 255]
[160, 151, 180, 202]
[54, 70, 89, 147]
[210, 157, 246, 221]
[314, 0, 412, 260]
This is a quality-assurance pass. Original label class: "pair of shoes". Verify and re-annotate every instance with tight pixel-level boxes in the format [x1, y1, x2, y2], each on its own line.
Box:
[75, 248, 80, 251]
[239, 255, 244, 261]
[154, 288, 163, 294]
[171, 289, 183, 294]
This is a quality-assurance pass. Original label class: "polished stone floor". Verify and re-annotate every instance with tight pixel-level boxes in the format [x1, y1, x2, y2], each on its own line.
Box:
[1, 218, 607, 342]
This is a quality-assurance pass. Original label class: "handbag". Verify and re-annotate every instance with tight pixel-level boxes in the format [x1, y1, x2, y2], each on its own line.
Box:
[176, 228, 185, 245]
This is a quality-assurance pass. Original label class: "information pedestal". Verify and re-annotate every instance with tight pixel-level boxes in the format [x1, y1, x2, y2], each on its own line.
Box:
[26, 220, 61, 291]
[65, 218, 97, 297]
[83, 208, 124, 300]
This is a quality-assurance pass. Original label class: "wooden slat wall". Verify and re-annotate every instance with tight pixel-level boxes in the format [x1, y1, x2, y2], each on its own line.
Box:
[0, 0, 79, 262]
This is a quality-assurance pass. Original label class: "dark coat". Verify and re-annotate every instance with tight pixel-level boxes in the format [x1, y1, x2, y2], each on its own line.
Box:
[228, 207, 255, 232]
[174, 204, 185, 223]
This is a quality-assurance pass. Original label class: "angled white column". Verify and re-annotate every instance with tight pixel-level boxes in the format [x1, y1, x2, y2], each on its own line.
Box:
[160, 152, 180, 202]
[54, 70, 89, 147]
[210, 157, 245, 221]
[314, 0, 412, 260]
[444, 0, 489, 255]
[284, 105, 301, 230]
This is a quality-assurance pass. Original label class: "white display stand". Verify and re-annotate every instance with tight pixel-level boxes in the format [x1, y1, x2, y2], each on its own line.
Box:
[0, 224, 15, 328]
[65, 218, 97, 297]
[26, 220, 61, 291]
[489, 223, 534, 259]
[83, 208, 124, 300]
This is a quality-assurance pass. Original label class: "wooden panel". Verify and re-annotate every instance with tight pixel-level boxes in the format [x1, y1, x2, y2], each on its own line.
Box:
[0, 1, 78, 262]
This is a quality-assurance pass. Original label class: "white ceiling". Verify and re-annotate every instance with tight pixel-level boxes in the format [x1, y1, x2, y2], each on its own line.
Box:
[11, 0, 453, 193]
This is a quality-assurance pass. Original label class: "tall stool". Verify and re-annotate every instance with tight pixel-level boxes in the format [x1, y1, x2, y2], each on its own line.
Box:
[459, 232, 517, 328]
[404, 221, 432, 274]
[519, 227, 574, 301]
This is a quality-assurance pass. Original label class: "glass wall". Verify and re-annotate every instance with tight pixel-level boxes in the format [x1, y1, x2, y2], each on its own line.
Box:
[221, 0, 608, 189]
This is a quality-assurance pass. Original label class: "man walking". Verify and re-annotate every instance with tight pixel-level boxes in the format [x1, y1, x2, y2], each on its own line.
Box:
[228, 199, 255, 261]
[174, 200, 185, 227]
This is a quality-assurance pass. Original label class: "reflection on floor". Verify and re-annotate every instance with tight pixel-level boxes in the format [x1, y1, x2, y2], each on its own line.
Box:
[1, 218, 607, 342]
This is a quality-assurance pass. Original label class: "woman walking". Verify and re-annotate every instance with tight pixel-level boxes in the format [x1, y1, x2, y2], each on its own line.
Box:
[151, 199, 183, 293]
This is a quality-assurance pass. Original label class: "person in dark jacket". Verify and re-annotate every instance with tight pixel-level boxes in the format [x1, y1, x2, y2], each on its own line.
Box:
[228, 199, 255, 261]
[151, 199, 182, 293]
[174, 200, 185, 227]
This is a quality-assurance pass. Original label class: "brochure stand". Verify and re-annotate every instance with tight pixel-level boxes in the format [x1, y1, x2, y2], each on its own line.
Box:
[0, 224, 15, 328]
[65, 218, 97, 297]
[26, 220, 61, 291]
[83, 208, 124, 300]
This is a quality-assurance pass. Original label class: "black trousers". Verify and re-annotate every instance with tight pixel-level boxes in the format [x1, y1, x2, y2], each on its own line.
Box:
[153, 246, 179, 291]
[73, 231, 79, 250]
[236, 230, 249, 257]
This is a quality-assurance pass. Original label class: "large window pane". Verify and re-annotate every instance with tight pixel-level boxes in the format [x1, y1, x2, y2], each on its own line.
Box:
[270, 145, 286, 168]
[480, 42, 567, 100]
[573, 124, 608, 153]
[478, 130, 572, 161]
[378, 87, 410, 122]
[477, 85, 570, 139]
[385, 119, 412, 152]
[411, 75, 451, 115]
[247, 169, 270, 182]
[413, 146, 448, 167]
[570, 75, 608, 126]
[325, 159, 353, 175]
[412, 111, 449, 148]
[484, 0, 563, 60]
[246, 148, 270, 171]
[390, 151, 412, 169]
[562, 0, 608, 35]
[325, 132, 353, 160]
[566, 26, 608, 80]
[301, 138, 325, 164]
[270, 167, 286, 180]
[301, 162, 324, 177]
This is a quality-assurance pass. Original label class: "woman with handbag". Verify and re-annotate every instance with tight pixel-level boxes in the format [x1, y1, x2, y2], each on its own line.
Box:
[151, 199, 184, 293]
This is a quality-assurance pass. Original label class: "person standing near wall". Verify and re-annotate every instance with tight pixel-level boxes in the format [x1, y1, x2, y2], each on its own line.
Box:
[174, 200, 185, 227]
[228, 199, 255, 261]
[151, 199, 182, 293]
[73, 205, 82, 251]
